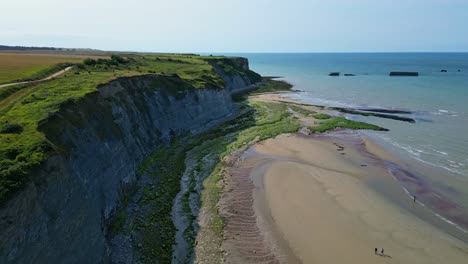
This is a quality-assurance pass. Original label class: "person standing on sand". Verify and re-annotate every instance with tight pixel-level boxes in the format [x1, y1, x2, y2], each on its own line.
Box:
[381, 248, 384, 255]
[414, 195, 417, 202]
[374, 248, 378, 255]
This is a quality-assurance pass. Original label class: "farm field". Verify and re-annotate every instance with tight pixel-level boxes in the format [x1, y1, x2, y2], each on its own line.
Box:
[0, 53, 93, 84]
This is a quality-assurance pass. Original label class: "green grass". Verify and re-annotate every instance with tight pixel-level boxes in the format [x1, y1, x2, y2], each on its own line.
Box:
[103, 88, 387, 262]
[17, 62, 73, 82]
[0, 122, 23, 134]
[193, 101, 300, 261]
[308, 117, 388, 133]
[0, 54, 257, 205]
[136, 145, 187, 263]
[288, 105, 316, 116]
[106, 97, 386, 262]
[108, 209, 128, 235]
[0, 53, 88, 84]
[330, 107, 416, 123]
[130, 100, 301, 263]
[313, 113, 331, 119]
[251, 78, 293, 94]
[0, 83, 30, 103]
[204, 57, 261, 83]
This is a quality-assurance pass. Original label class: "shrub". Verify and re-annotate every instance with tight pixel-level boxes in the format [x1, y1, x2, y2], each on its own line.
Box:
[83, 58, 97, 66]
[0, 123, 23, 134]
[309, 117, 387, 133]
[96, 58, 109, 65]
[111, 55, 127, 64]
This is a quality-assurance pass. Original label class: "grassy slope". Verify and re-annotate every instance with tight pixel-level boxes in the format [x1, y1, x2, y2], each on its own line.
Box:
[0, 53, 86, 84]
[0, 53, 252, 204]
[251, 77, 293, 94]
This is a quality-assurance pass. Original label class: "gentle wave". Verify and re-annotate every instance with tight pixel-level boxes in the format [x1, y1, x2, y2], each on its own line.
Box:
[434, 212, 468, 234]
[286, 92, 415, 114]
[387, 167, 468, 234]
[287, 91, 466, 119]
[284, 92, 467, 177]
[376, 134, 466, 177]
[431, 109, 462, 116]
[286, 93, 358, 108]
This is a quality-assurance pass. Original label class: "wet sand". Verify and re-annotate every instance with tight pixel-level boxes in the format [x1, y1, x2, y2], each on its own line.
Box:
[223, 133, 468, 263]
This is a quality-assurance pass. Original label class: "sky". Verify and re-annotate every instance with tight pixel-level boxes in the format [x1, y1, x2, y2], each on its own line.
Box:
[1, 0, 468, 52]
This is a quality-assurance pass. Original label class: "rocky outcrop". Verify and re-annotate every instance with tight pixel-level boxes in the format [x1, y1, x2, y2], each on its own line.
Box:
[0, 62, 258, 263]
[208, 58, 260, 92]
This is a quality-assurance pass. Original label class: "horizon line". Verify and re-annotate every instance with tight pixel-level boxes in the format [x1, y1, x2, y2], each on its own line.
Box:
[2, 44, 468, 54]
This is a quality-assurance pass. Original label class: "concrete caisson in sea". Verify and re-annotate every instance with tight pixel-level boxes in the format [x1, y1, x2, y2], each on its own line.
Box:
[389, 71, 419, 76]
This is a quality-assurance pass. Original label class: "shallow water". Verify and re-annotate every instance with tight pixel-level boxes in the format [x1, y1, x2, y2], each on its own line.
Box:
[239, 53, 468, 177]
[229, 52, 468, 235]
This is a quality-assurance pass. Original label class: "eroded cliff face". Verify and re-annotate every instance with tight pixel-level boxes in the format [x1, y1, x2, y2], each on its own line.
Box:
[0, 66, 258, 264]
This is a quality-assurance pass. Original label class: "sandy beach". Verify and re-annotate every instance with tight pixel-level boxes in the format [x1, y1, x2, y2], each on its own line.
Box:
[222, 131, 468, 263]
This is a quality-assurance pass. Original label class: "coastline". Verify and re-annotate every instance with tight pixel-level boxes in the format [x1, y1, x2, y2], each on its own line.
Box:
[219, 92, 468, 263]
[223, 132, 468, 263]
[257, 92, 468, 238]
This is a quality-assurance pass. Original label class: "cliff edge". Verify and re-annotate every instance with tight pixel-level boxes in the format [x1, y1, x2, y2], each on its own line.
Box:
[0, 54, 260, 263]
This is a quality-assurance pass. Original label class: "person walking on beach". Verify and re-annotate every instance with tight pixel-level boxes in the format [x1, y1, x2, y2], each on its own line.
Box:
[381, 248, 384, 255]
[414, 195, 417, 203]
[374, 248, 378, 255]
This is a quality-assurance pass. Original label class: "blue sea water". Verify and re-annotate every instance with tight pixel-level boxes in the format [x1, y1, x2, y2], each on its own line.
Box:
[230, 53, 468, 227]
[236, 53, 468, 176]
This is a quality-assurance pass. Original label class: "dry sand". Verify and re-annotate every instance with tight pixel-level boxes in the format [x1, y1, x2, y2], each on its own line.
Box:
[232, 133, 468, 263]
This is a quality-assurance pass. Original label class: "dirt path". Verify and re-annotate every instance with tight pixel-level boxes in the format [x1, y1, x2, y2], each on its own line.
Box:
[0, 66, 73, 89]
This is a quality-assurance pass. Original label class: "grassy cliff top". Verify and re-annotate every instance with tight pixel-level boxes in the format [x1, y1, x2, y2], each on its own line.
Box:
[0, 53, 259, 204]
[0, 53, 89, 84]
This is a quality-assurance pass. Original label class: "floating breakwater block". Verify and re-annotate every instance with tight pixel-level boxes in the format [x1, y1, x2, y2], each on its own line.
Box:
[389, 72, 419, 76]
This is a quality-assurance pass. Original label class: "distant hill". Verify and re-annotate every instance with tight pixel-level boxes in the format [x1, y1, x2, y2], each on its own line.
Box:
[0, 45, 62, 51]
[0, 45, 102, 52]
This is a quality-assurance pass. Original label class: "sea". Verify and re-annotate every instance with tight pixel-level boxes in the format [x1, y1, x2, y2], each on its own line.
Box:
[229, 52, 468, 236]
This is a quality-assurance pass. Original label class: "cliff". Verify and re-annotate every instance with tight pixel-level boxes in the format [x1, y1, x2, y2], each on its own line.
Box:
[0, 57, 260, 263]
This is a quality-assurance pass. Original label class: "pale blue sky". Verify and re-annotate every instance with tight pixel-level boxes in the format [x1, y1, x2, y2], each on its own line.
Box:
[2, 0, 468, 52]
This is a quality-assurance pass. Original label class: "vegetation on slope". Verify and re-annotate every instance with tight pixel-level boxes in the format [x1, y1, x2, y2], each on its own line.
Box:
[136, 145, 187, 262]
[0, 53, 255, 204]
[313, 113, 332, 119]
[192, 96, 388, 262]
[205, 57, 261, 83]
[0, 49, 389, 263]
[251, 77, 293, 94]
[102, 77, 388, 263]
[309, 116, 388, 133]
[288, 104, 317, 116]
[330, 106, 416, 123]
[130, 100, 301, 263]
